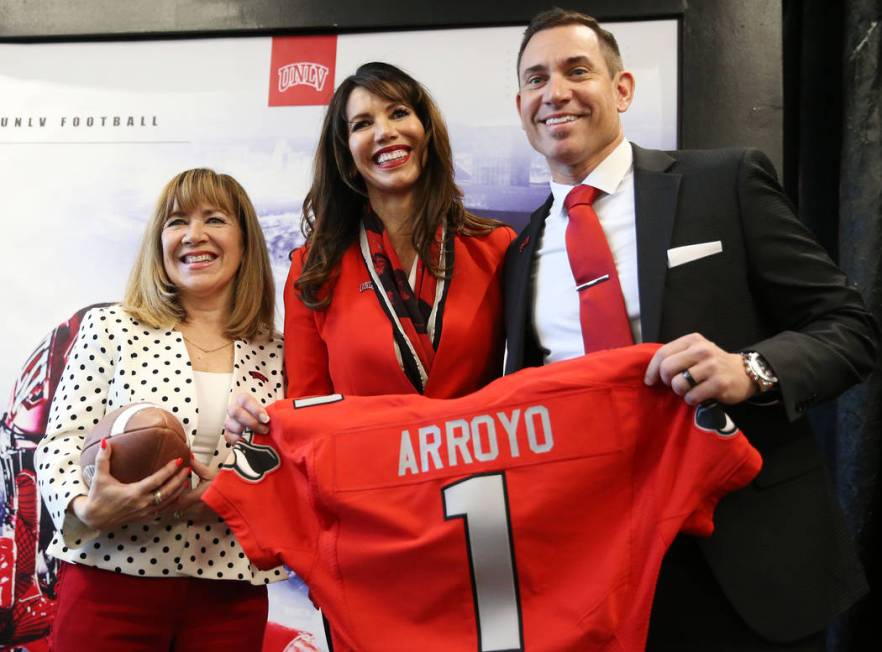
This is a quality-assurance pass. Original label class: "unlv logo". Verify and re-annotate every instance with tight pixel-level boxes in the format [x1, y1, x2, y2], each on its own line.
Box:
[278, 62, 329, 93]
[268, 35, 336, 106]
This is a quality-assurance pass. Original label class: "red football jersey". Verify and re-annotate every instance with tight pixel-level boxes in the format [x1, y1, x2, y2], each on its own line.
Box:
[205, 344, 761, 651]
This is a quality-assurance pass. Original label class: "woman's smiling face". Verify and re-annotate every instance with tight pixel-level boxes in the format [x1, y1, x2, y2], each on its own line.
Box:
[161, 203, 243, 305]
[346, 86, 426, 204]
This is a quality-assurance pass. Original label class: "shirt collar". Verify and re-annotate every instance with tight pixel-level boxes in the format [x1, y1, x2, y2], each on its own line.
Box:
[550, 138, 633, 207]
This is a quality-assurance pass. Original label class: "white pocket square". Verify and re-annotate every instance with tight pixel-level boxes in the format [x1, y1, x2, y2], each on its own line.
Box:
[667, 241, 723, 268]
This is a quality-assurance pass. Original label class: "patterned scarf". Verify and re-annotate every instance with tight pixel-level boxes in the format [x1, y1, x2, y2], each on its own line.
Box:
[358, 211, 453, 393]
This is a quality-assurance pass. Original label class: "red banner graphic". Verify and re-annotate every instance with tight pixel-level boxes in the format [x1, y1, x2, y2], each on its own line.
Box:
[268, 35, 337, 107]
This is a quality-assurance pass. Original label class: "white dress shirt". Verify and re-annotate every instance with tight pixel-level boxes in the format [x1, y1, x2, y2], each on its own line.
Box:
[532, 138, 641, 364]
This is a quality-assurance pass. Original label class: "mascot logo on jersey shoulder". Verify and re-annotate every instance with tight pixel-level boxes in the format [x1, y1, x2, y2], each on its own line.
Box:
[221, 437, 281, 483]
[694, 402, 738, 437]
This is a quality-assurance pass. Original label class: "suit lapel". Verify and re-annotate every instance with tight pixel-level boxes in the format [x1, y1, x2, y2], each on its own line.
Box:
[504, 194, 552, 373]
[632, 144, 680, 343]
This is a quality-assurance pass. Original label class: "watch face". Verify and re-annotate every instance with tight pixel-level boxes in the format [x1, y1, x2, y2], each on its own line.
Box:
[750, 358, 764, 378]
[743, 352, 776, 391]
[753, 356, 776, 383]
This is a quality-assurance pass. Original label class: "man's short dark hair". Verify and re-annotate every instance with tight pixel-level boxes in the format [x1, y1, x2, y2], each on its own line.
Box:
[517, 7, 624, 80]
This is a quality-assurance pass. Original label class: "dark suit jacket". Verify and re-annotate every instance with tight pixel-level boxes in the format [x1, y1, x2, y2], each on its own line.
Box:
[503, 144, 878, 642]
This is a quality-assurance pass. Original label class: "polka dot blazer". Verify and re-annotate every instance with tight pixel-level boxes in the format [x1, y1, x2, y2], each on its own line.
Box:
[35, 304, 286, 585]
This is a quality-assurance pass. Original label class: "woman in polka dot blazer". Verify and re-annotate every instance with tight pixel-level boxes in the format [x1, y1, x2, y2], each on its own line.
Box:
[35, 169, 286, 651]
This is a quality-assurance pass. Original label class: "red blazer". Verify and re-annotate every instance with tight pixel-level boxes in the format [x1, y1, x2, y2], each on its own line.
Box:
[284, 226, 515, 399]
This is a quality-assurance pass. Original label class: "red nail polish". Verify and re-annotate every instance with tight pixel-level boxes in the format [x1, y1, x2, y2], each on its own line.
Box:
[100, 438, 108, 450]
[175, 457, 184, 467]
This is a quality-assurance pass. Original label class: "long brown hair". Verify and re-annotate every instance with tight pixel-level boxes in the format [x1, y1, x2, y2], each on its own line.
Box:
[123, 168, 275, 341]
[298, 61, 499, 309]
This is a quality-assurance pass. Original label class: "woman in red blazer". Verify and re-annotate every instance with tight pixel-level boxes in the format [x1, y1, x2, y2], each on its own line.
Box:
[286, 61, 513, 399]
[225, 62, 513, 433]
[240, 63, 511, 417]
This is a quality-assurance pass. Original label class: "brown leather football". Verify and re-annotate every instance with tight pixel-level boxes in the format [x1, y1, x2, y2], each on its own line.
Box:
[80, 403, 189, 485]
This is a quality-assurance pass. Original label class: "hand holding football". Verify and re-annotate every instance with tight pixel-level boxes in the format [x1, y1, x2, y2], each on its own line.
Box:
[80, 403, 189, 484]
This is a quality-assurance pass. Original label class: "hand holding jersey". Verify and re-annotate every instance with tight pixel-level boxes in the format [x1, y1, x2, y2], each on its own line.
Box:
[224, 392, 271, 440]
[645, 332, 758, 406]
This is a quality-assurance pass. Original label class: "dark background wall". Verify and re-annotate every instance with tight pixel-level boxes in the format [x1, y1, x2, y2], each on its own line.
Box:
[0, 0, 785, 173]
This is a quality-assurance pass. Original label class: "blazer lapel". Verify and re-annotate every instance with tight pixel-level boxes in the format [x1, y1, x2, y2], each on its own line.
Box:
[632, 144, 680, 343]
[504, 194, 552, 373]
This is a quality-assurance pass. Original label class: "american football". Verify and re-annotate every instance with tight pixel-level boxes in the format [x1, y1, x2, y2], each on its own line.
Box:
[79, 403, 189, 485]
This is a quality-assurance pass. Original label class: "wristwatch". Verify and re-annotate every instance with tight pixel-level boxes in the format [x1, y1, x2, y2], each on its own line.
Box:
[741, 351, 779, 393]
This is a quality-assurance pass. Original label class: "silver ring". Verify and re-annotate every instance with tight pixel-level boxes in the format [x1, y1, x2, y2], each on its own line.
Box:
[152, 489, 162, 506]
[681, 369, 699, 389]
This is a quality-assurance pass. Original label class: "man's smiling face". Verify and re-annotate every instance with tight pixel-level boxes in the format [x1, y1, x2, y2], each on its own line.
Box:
[516, 24, 634, 184]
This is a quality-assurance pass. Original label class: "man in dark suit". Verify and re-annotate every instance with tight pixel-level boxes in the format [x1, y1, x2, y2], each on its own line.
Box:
[505, 8, 878, 651]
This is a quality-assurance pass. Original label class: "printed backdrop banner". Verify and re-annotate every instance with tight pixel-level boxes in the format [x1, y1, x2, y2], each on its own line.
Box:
[0, 22, 677, 651]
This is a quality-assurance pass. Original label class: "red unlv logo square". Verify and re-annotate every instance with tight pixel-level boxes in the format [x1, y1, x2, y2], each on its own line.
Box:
[268, 35, 337, 106]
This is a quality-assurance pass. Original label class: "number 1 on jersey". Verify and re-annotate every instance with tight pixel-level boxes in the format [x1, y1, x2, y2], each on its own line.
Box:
[443, 473, 524, 652]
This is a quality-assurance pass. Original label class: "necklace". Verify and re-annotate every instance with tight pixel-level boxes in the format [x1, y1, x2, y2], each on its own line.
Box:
[182, 335, 233, 354]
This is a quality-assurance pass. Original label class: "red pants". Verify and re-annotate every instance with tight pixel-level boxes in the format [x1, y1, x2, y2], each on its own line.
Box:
[50, 562, 268, 651]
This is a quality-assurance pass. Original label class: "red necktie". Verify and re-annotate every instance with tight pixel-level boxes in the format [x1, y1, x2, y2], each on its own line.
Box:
[564, 185, 633, 353]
